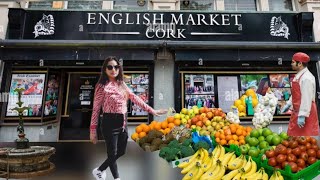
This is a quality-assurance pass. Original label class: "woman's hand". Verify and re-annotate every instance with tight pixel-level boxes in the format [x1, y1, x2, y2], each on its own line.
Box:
[90, 130, 98, 144]
[154, 109, 168, 116]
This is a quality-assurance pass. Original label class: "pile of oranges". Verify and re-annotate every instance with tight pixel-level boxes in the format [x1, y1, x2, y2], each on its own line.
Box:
[131, 116, 181, 141]
[214, 124, 252, 146]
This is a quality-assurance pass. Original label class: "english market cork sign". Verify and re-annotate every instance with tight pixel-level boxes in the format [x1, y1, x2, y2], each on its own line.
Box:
[9, 9, 303, 41]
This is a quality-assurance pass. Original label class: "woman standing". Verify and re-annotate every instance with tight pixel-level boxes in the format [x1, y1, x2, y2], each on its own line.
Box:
[90, 56, 167, 180]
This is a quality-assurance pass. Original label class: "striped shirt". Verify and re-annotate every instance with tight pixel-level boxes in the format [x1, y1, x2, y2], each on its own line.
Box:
[90, 81, 155, 132]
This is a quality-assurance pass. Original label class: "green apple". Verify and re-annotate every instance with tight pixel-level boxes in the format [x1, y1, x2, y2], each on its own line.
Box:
[188, 109, 194, 115]
[258, 136, 265, 142]
[279, 132, 289, 140]
[259, 141, 269, 149]
[262, 128, 273, 137]
[185, 115, 190, 120]
[240, 145, 249, 155]
[250, 129, 260, 138]
[271, 135, 282, 146]
[266, 135, 274, 145]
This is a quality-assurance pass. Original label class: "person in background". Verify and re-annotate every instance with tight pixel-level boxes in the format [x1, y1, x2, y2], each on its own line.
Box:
[90, 56, 167, 180]
[281, 52, 319, 137]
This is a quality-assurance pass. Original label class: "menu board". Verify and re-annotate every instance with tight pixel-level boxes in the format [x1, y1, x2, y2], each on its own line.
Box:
[184, 74, 215, 109]
[217, 76, 239, 112]
[67, 73, 99, 114]
[124, 73, 150, 117]
[6, 73, 46, 117]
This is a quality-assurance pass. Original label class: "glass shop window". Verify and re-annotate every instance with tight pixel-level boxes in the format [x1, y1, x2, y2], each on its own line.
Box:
[67, 1, 103, 9]
[113, 0, 148, 10]
[224, 0, 257, 11]
[180, 0, 215, 11]
[28, 1, 53, 9]
[269, 0, 293, 11]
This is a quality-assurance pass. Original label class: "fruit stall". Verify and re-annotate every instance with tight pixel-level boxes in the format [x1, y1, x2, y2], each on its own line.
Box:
[131, 89, 320, 180]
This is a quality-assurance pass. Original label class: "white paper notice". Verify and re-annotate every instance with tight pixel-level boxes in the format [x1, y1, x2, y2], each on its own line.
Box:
[217, 76, 239, 112]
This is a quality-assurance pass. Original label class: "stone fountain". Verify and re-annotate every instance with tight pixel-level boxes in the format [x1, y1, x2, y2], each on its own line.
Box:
[0, 88, 56, 179]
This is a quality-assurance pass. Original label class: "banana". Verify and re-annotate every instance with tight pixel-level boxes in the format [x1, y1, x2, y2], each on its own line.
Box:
[178, 149, 200, 168]
[202, 149, 210, 163]
[182, 164, 199, 180]
[200, 160, 221, 180]
[255, 169, 263, 179]
[222, 169, 241, 180]
[213, 145, 221, 159]
[220, 152, 235, 167]
[228, 155, 245, 170]
[242, 156, 252, 173]
[202, 155, 213, 172]
[181, 159, 200, 174]
[211, 162, 226, 180]
[261, 168, 268, 180]
[276, 171, 284, 180]
[228, 153, 236, 165]
[232, 172, 242, 180]
[193, 164, 205, 180]
[218, 145, 226, 159]
[211, 146, 219, 157]
[242, 158, 257, 176]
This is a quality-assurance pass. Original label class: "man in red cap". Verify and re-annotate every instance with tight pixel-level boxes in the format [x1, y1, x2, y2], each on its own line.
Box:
[281, 52, 319, 136]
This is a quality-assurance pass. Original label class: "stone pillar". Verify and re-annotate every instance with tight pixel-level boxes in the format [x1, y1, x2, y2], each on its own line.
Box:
[102, 1, 113, 10]
[150, 0, 179, 10]
[216, 0, 224, 10]
[153, 49, 175, 121]
[298, 0, 320, 42]
[259, 0, 269, 11]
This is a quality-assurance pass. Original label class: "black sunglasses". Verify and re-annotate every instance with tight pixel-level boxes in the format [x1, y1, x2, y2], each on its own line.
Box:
[106, 65, 120, 70]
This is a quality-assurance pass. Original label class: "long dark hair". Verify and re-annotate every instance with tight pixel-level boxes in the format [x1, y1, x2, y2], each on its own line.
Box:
[97, 56, 124, 86]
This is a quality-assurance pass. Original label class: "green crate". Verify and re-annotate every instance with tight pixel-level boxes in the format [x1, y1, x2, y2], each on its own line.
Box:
[261, 158, 320, 180]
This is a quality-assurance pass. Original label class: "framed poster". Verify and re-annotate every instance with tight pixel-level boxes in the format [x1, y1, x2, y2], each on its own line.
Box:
[269, 74, 290, 88]
[240, 74, 270, 96]
[44, 74, 60, 116]
[184, 74, 215, 108]
[217, 76, 239, 112]
[125, 73, 150, 117]
[6, 74, 46, 117]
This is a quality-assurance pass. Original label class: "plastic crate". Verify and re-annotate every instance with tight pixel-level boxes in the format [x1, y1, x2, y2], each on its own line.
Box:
[261, 158, 320, 180]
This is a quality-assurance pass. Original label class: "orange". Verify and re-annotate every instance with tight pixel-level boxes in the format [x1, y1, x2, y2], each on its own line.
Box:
[236, 129, 243, 136]
[224, 128, 232, 135]
[220, 134, 226, 140]
[230, 126, 237, 134]
[142, 125, 150, 133]
[161, 121, 168, 129]
[228, 139, 235, 145]
[226, 135, 233, 141]
[215, 132, 221, 138]
[131, 133, 139, 141]
[168, 123, 175, 129]
[242, 131, 247, 137]
[167, 116, 174, 123]
[246, 126, 252, 132]
[154, 123, 162, 130]
[234, 141, 240, 146]
[138, 132, 147, 138]
[239, 139, 245, 145]
[173, 119, 181, 126]
[220, 139, 227, 145]
[140, 123, 148, 128]
[164, 128, 171, 134]
[215, 138, 221, 143]
[232, 135, 239, 141]
[135, 126, 143, 133]
[149, 124, 154, 130]
[239, 136, 245, 140]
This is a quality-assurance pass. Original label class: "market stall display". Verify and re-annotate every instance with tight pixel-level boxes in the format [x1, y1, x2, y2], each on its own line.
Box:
[131, 104, 320, 180]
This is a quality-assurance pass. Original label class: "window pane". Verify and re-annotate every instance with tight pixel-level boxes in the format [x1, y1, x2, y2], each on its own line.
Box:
[67, 1, 102, 9]
[269, 0, 293, 11]
[180, 0, 214, 11]
[114, 0, 148, 10]
[225, 0, 256, 11]
[28, 2, 52, 9]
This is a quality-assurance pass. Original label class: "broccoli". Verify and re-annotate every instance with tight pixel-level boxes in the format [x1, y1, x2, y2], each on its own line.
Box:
[159, 143, 168, 150]
[159, 146, 181, 162]
[181, 138, 193, 147]
[168, 139, 180, 149]
[180, 146, 195, 158]
[193, 141, 210, 151]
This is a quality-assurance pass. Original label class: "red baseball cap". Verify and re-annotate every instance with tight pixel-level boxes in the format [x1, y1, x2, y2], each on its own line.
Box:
[292, 52, 310, 63]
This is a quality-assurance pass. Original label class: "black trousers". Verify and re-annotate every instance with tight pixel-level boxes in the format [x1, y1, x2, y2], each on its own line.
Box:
[98, 113, 128, 179]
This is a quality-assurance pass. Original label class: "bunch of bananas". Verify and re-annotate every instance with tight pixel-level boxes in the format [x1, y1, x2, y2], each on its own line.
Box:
[178, 145, 237, 180]
[269, 171, 284, 180]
